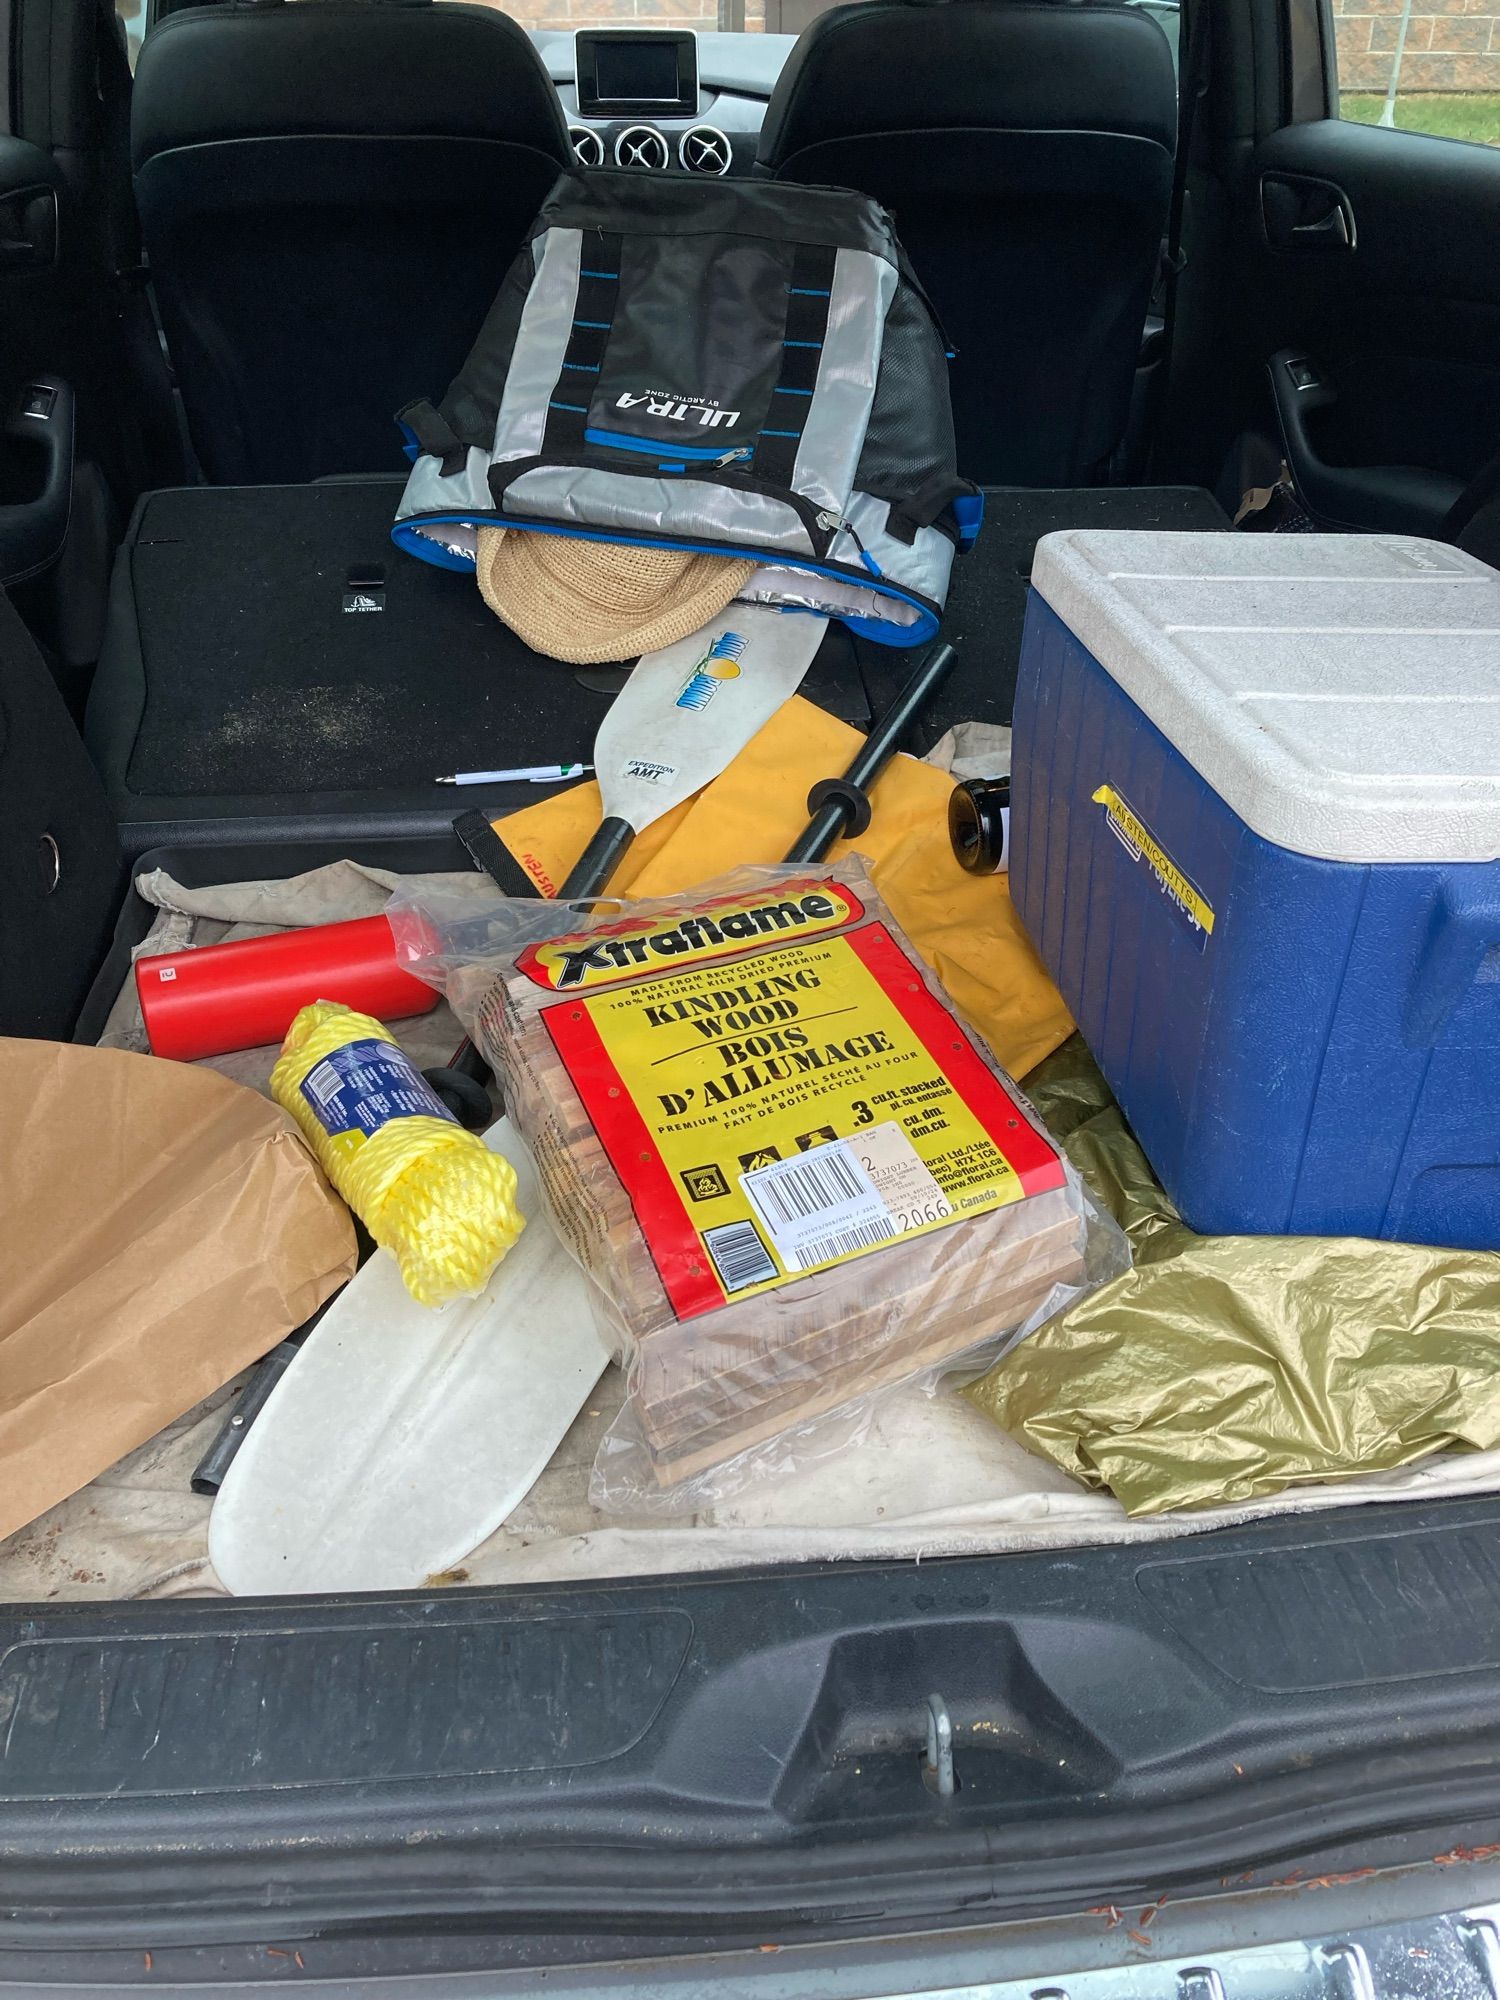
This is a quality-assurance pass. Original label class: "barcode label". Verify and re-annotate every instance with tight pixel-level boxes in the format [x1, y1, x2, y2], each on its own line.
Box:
[303, 1059, 344, 1116]
[702, 1219, 777, 1293]
[745, 1145, 868, 1225]
[740, 1139, 896, 1275]
[296, 1037, 456, 1137]
[785, 1213, 899, 1272]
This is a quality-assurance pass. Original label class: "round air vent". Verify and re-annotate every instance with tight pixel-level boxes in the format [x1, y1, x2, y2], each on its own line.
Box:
[614, 124, 671, 171]
[678, 125, 733, 176]
[568, 125, 605, 168]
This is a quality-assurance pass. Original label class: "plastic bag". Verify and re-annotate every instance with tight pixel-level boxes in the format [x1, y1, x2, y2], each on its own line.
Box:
[388, 862, 1125, 1510]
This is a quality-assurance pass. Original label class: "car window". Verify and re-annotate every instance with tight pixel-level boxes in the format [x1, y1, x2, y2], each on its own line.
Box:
[117, 0, 144, 67]
[443, 0, 772, 29]
[456, 0, 1179, 54]
[121, 0, 1181, 75]
[1334, 0, 1500, 144]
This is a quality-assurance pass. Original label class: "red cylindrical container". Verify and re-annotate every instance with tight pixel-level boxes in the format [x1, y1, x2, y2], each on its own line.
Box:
[136, 914, 439, 1062]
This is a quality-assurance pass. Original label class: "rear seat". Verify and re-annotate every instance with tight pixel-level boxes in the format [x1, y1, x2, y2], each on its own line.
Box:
[131, 0, 573, 484]
[81, 478, 887, 855]
[103, 2, 1226, 847]
[82, 479, 1227, 854]
[84, 479, 608, 852]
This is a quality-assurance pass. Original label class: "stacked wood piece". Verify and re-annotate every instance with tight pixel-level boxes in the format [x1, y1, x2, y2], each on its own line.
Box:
[472, 867, 1088, 1488]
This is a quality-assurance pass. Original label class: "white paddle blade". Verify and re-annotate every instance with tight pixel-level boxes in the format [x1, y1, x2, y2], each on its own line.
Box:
[595, 604, 827, 835]
[208, 1119, 608, 1596]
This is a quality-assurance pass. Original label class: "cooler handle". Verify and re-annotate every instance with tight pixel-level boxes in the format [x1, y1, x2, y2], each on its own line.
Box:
[1404, 880, 1500, 1046]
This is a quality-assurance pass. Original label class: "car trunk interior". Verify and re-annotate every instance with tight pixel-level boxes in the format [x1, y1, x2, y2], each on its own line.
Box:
[4, 0, 1500, 1961]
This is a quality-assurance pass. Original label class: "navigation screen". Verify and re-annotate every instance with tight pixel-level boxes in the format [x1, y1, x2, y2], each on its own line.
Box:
[593, 40, 680, 103]
[576, 31, 697, 118]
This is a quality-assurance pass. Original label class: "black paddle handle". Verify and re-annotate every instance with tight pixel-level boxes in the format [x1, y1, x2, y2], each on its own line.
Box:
[784, 641, 958, 863]
[442, 816, 634, 1099]
[559, 815, 636, 902]
[191, 1342, 301, 1494]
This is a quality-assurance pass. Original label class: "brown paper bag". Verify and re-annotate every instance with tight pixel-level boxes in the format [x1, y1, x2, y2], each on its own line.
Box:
[0, 1039, 357, 1541]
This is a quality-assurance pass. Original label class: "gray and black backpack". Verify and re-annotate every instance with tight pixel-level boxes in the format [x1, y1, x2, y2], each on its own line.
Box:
[392, 169, 981, 648]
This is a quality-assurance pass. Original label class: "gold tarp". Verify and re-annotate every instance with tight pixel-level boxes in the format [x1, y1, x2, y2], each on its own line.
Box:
[965, 1038, 1500, 1515]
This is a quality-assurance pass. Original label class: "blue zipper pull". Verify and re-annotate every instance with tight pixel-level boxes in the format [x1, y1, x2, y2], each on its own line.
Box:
[836, 516, 883, 579]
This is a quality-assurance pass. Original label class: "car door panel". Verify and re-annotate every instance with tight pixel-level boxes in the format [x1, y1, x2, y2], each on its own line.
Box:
[0, 374, 76, 589]
[1239, 118, 1500, 534]
[0, 137, 78, 587]
[0, 133, 120, 1036]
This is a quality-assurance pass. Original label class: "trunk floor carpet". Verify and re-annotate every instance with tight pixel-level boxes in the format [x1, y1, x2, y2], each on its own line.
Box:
[104, 482, 1225, 800]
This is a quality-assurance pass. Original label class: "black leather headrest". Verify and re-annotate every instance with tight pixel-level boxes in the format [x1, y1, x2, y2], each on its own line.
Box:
[132, 0, 572, 168]
[758, 0, 1178, 167]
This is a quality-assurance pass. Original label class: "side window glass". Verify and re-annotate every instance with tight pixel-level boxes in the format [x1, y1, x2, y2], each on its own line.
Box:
[117, 0, 146, 69]
[1335, 0, 1500, 142]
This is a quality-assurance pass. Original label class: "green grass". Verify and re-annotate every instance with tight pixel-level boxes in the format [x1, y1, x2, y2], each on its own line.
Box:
[1340, 92, 1500, 144]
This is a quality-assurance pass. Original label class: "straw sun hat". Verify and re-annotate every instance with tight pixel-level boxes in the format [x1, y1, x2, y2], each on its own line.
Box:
[476, 525, 755, 664]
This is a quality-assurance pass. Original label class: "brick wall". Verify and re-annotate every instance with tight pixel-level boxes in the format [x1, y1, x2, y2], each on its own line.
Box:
[1333, 0, 1500, 92]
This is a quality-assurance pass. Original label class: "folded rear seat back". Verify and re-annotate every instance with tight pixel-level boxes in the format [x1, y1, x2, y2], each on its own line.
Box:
[394, 171, 979, 646]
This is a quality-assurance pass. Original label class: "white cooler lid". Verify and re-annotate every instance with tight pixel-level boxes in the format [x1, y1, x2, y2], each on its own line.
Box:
[1030, 531, 1500, 864]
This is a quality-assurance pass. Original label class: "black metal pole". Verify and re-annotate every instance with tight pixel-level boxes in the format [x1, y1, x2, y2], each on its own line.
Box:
[558, 814, 637, 901]
[784, 642, 958, 863]
[190, 1303, 332, 1495]
[440, 807, 635, 1099]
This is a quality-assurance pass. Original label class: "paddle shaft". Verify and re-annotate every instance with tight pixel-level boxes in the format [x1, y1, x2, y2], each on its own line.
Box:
[190, 1291, 342, 1493]
[561, 643, 959, 893]
[785, 642, 958, 862]
[559, 815, 636, 901]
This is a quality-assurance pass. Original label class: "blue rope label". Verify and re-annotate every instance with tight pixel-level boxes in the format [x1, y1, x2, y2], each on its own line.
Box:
[300, 1038, 456, 1137]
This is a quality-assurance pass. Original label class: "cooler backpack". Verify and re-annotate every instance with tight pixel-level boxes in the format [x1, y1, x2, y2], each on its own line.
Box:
[392, 169, 981, 647]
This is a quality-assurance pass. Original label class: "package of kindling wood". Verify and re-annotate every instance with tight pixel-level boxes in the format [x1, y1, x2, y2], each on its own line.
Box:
[388, 864, 1125, 1510]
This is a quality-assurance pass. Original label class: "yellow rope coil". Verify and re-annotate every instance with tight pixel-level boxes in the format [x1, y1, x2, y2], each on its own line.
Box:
[271, 1000, 524, 1307]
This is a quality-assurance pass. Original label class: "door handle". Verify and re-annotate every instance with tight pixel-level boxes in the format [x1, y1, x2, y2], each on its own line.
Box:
[1290, 206, 1351, 247]
[0, 185, 58, 271]
[1267, 350, 1462, 535]
[1260, 172, 1356, 253]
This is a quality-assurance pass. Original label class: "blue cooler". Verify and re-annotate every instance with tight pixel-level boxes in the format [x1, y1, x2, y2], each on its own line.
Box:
[1011, 530, 1500, 1250]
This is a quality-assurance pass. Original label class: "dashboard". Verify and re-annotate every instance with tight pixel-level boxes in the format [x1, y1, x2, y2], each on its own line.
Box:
[532, 29, 798, 177]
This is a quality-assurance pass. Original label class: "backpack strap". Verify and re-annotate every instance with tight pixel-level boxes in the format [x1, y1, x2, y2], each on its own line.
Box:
[541, 229, 625, 456]
[396, 399, 468, 475]
[752, 243, 840, 489]
[887, 477, 984, 551]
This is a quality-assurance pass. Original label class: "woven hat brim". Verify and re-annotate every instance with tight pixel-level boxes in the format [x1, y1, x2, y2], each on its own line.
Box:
[476, 526, 756, 664]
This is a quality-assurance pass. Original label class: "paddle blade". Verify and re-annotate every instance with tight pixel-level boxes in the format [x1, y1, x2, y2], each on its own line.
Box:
[595, 604, 827, 838]
[208, 1119, 607, 1595]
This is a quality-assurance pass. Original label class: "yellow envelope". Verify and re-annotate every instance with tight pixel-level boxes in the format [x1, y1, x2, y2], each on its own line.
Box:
[493, 695, 1073, 1081]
